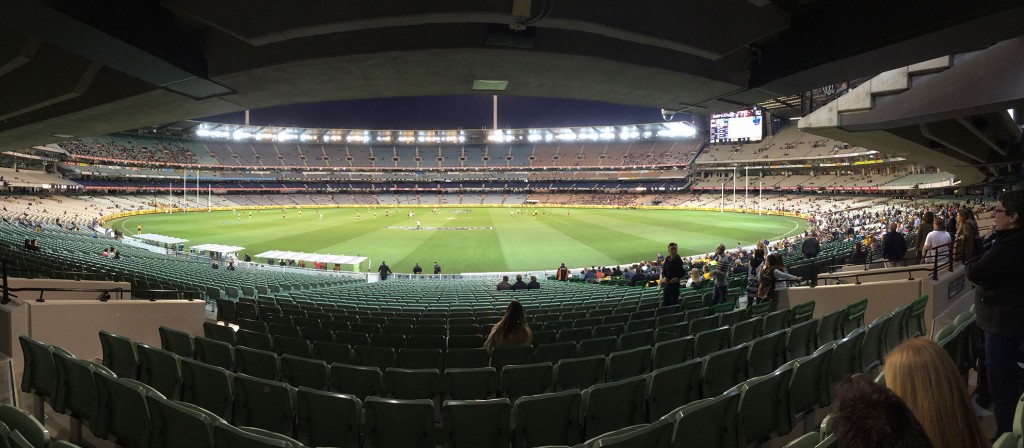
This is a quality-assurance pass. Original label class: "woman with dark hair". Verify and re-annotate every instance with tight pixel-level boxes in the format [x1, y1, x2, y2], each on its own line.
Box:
[483, 300, 533, 353]
[745, 248, 765, 305]
[913, 211, 935, 260]
[755, 253, 801, 305]
[966, 190, 1024, 438]
[832, 374, 934, 448]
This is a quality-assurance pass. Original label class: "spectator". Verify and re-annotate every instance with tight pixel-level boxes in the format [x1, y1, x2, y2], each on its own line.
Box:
[433, 261, 441, 275]
[685, 268, 704, 290]
[881, 223, 908, 267]
[510, 274, 528, 290]
[556, 262, 569, 281]
[966, 190, 1024, 438]
[660, 242, 684, 307]
[913, 211, 935, 260]
[710, 244, 732, 305]
[884, 338, 989, 448]
[378, 261, 392, 281]
[483, 300, 532, 353]
[755, 253, 801, 305]
[801, 232, 821, 258]
[922, 220, 952, 264]
[832, 374, 934, 448]
[526, 275, 540, 289]
[412, 263, 423, 274]
[849, 241, 868, 264]
[746, 248, 765, 304]
[953, 208, 978, 262]
[496, 275, 512, 291]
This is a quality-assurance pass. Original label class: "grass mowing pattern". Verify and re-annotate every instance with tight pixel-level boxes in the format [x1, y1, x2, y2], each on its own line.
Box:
[108, 207, 806, 274]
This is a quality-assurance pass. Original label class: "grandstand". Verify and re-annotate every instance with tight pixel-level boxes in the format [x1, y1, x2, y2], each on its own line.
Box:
[2, 3, 1018, 445]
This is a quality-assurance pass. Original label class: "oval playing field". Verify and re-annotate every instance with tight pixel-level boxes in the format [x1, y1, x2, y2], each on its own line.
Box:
[108, 207, 807, 274]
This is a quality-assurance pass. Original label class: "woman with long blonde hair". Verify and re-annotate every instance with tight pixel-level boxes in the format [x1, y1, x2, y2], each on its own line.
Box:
[884, 337, 990, 448]
[483, 300, 533, 353]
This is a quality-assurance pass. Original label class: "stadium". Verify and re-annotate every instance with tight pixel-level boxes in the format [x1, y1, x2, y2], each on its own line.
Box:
[1, 2, 1023, 448]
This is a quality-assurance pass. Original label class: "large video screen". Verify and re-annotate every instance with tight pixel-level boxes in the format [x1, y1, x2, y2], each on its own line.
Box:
[710, 109, 763, 144]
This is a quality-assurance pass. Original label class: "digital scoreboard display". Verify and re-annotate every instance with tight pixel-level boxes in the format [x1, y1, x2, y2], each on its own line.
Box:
[710, 109, 763, 144]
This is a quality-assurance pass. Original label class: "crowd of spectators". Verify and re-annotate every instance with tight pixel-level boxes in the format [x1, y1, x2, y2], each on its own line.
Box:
[60, 139, 199, 165]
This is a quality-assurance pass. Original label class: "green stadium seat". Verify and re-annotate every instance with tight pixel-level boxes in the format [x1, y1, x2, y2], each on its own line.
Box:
[92, 370, 153, 448]
[329, 363, 384, 401]
[406, 335, 447, 350]
[906, 295, 929, 337]
[193, 336, 235, 371]
[785, 319, 818, 361]
[137, 344, 183, 399]
[396, 348, 444, 370]
[448, 334, 485, 349]
[592, 416, 672, 448]
[443, 398, 512, 448]
[364, 397, 435, 448]
[280, 354, 330, 390]
[355, 345, 397, 371]
[553, 355, 606, 392]
[237, 330, 274, 351]
[883, 304, 911, 353]
[212, 420, 299, 448]
[231, 373, 296, 436]
[0, 405, 49, 448]
[385, 368, 441, 402]
[52, 351, 109, 444]
[180, 357, 234, 421]
[500, 363, 553, 402]
[828, 327, 865, 388]
[203, 322, 238, 345]
[443, 367, 499, 400]
[233, 346, 281, 381]
[145, 392, 217, 448]
[651, 336, 694, 370]
[861, 314, 890, 372]
[782, 431, 820, 448]
[313, 341, 356, 365]
[581, 376, 647, 440]
[158, 326, 195, 358]
[301, 327, 334, 344]
[579, 337, 618, 358]
[762, 309, 792, 334]
[534, 342, 578, 364]
[513, 389, 582, 448]
[730, 317, 763, 347]
[491, 345, 535, 372]
[606, 347, 652, 382]
[295, 387, 361, 448]
[645, 357, 702, 423]
[694, 326, 730, 358]
[788, 301, 816, 325]
[841, 299, 868, 336]
[670, 388, 742, 448]
[272, 335, 313, 358]
[98, 330, 140, 379]
[748, 329, 787, 377]
[738, 363, 794, 444]
[701, 344, 750, 398]
[688, 315, 721, 335]
[17, 336, 60, 421]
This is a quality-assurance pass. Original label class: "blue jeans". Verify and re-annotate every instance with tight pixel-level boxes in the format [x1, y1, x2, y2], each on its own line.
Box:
[985, 331, 1024, 436]
[712, 284, 729, 305]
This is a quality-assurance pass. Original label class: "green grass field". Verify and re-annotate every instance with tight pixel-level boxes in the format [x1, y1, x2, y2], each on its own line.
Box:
[107, 207, 806, 274]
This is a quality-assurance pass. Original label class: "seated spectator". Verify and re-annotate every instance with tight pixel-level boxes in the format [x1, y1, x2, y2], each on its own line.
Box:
[686, 268, 704, 289]
[884, 338, 989, 448]
[526, 275, 540, 289]
[496, 276, 512, 291]
[832, 374, 934, 448]
[583, 269, 598, 284]
[510, 274, 528, 290]
[483, 300, 532, 354]
[849, 241, 868, 264]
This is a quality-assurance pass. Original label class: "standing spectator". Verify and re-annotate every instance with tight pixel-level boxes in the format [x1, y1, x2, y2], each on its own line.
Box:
[746, 248, 765, 305]
[412, 263, 423, 275]
[884, 338, 989, 448]
[378, 261, 392, 281]
[433, 261, 441, 275]
[881, 223, 908, 267]
[710, 244, 732, 305]
[660, 242, 684, 307]
[913, 211, 935, 261]
[483, 300, 532, 353]
[953, 208, 978, 262]
[556, 262, 569, 281]
[922, 220, 952, 263]
[801, 232, 821, 258]
[966, 190, 1024, 438]
[755, 253, 801, 306]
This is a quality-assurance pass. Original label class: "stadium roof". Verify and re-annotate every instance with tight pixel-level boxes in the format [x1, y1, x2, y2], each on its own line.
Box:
[0, 1, 1023, 183]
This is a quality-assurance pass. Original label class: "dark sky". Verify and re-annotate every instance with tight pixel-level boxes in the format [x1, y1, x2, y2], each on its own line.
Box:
[201, 95, 693, 129]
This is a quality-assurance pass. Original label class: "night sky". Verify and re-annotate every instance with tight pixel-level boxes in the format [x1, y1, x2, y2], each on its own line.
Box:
[200, 95, 692, 130]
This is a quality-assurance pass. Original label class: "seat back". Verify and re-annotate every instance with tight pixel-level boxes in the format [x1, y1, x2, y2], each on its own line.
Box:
[203, 322, 237, 345]
[180, 358, 234, 421]
[738, 364, 794, 444]
[329, 363, 384, 401]
[701, 344, 749, 398]
[581, 377, 647, 439]
[694, 326, 730, 358]
[92, 371, 152, 447]
[513, 390, 582, 448]
[534, 342, 578, 365]
[553, 356, 606, 392]
[670, 388, 742, 448]
[98, 330, 140, 380]
[748, 329, 787, 377]
[730, 317, 763, 346]
[491, 345, 535, 373]
[816, 308, 846, 345]
[785, 319, 818, 361]
[443, 367, 498, 400]
[231, 373, 296, 436]
[137, 344, 183, 399]
[313, 341, 356, 365]
[788, 301, 815, 325]
[442, 399, 512, 448]
[829, 327, 866, 388]
[652, 336, 694, 370]
[841, 299, 868, 335]
[364, 397, 435, 448]
[211, 420, 294, 448]
[145, 392, 216, 448]
[500, 363, 553, 403]
[158, 326, 195, 358]
[861, 315, 890, 373]
[606, 347, 653, 382]
[194, 337, 235, 371]
[592, 416, 672, 448]
[234, 346, 281, 382]
[385, 368, 441, 400]
[295, 387, 361, 448]
[646, 358, 702, 423]
[237, 330, 274, 352]
[280, 355, 329, 390]
[396, 348, 444, 370]
[0, 405, 49, 448]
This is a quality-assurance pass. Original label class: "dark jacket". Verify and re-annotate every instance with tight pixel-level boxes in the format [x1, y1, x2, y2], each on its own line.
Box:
[801, 237, 820, 257]
[966, 226, 1024, 340]
[511, 280, 528, 290]
[881, 231, 907, 261]
[526, 280, 540, 289]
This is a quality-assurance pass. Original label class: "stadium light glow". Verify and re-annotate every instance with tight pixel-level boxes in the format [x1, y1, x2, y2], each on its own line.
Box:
[277, 131, 297, 141]
[557, 132, 577, 141]
[488, 131, 505, 142]
[599, 131, 616, 140]
[527, 134, 543, 142]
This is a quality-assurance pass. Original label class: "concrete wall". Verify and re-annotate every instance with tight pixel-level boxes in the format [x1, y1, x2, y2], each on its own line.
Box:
[5, 278, 134, 301]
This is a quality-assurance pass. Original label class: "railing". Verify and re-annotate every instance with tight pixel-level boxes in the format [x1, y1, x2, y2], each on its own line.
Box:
[817, 240, 956, 285]
[1, 257, 202, 304]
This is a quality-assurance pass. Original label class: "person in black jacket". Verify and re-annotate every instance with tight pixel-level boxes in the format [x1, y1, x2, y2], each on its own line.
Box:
[660, 242, 685, 307]
[965, 190, 1024, 438]
[526, 275, 540, 289]
[881, 223, 908, 267]
[801, 233, 820, 258]
[510, 274, 528, 290]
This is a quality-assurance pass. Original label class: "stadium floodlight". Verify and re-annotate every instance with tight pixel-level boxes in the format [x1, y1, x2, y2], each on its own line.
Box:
[487, 131, 505, 142]
[557, 132, 577, 141]
[277, 131, 297, 141]
[196, 129, 211, 137]
[599, 131, 616, 140]
[527, 133, 543, 142]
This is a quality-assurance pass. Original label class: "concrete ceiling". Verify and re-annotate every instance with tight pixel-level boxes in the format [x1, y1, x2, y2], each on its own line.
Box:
[1, 0, 1024, 156]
